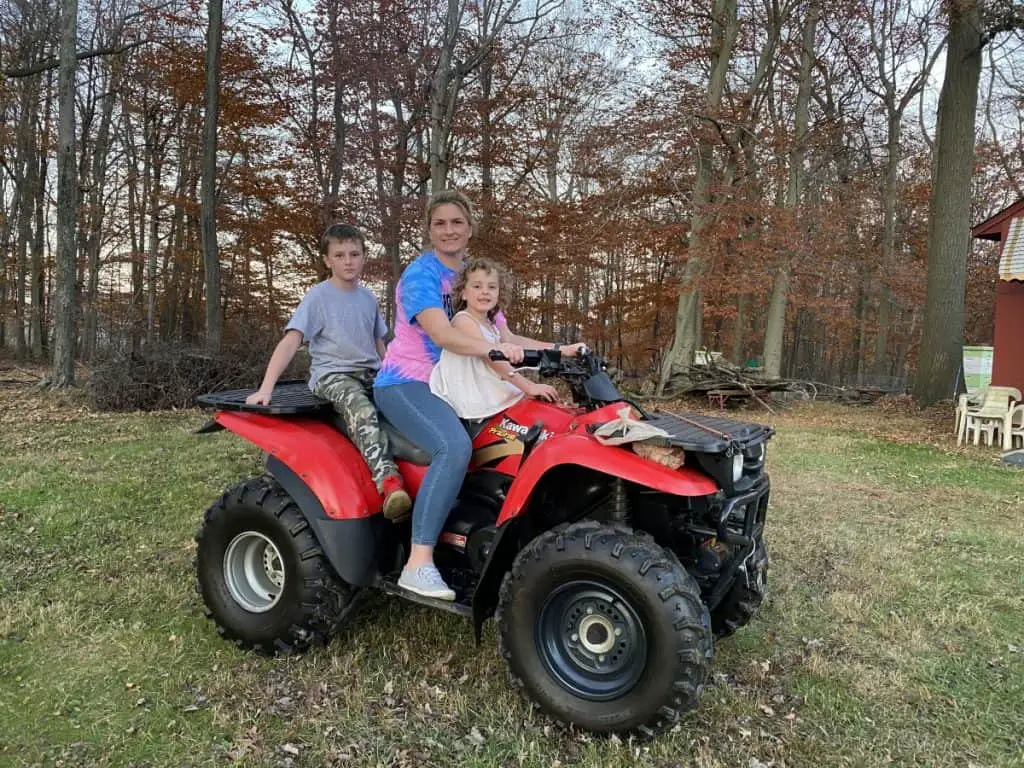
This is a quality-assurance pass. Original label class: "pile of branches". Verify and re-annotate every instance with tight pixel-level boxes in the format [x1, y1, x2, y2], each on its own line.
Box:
[87, 340, 307, 412]
[657, 358, 892, 409]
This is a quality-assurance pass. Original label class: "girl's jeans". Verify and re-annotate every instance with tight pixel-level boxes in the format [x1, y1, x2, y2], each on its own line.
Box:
[374, 382, 472, 546]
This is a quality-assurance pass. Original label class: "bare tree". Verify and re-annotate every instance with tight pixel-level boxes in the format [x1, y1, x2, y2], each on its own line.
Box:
[51, 0, 78, 386]
[913, 0, 1024, 405]
[762, 1, 819, 380]
[429, 0, 563, 192]
[201, 0, 223, 352]
[655, 0, 739, 394]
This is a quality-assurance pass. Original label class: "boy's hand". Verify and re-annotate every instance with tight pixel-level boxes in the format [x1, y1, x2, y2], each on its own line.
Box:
[246, 390, 272, 406]
[525, 382, 558, 402]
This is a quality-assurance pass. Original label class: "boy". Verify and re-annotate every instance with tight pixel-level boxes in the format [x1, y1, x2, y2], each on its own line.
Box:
[246, 224, 412, 520]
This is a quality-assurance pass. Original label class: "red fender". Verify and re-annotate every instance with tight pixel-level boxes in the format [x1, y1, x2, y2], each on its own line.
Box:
[496, 432, 719, 525]
[214, 411, 379, 520]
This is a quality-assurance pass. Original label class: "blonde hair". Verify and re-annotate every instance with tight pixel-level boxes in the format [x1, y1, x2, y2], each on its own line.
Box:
[452, 258, 504, 322]
[424, 189, 477, 239]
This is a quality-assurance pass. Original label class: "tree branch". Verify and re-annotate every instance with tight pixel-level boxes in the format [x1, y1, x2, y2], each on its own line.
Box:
[2, 41, 150, 79]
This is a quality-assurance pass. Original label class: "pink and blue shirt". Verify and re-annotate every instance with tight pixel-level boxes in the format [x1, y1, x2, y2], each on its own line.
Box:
[375, 251, 505, 388]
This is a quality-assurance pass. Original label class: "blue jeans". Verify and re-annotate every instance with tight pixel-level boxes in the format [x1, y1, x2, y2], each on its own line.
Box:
[374, 382, 472, 546]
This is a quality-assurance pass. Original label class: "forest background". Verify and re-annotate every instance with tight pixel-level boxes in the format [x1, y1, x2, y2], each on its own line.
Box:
[1, 0, 1022, 404]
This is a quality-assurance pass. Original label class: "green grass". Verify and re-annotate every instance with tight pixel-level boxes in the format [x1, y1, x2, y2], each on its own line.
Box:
[1, 398, 1022, 767]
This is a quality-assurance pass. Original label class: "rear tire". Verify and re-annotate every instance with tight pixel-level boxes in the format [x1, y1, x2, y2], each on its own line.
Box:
[711, 538, 768, 637]
[195, 476, 352, 654]
[497, 522, 713, 735]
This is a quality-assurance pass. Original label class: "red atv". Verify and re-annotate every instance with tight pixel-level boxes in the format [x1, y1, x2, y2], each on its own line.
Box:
[194, 349, 772, 735]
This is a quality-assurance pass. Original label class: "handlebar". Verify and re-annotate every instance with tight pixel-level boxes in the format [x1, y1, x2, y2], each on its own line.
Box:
[488, 349, 543, 365]
[488, 346, 587, 365]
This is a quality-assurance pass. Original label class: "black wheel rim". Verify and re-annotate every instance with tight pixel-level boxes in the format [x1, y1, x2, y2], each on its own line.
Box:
[536, 579, 648, 701]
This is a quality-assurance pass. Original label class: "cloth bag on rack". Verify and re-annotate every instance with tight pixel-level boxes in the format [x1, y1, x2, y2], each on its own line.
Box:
[591, 406, 685, 469]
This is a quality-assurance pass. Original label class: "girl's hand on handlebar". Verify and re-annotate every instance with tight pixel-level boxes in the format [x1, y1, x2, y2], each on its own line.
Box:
[494, 343, 525, 364]
[560, 343, 588, 357]
[525, 382, 559, 402]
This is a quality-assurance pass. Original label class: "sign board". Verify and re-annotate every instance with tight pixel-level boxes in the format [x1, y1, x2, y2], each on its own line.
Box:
[962, 345, 994, 394]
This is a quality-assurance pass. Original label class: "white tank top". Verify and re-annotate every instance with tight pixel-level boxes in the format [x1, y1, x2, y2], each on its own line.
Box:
[429, 311, 525, 419]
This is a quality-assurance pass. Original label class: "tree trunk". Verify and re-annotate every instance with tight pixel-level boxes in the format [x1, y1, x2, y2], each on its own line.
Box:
[872, 114, 901, 377]
[762, 1, 817, 380]
[429, 0, 461, 193]
[31, 139, 48, 357]
[732, 292, 746, 364]
[480, 57, 494, 206]
[201, 0, 223, 353]
[146, 125, 161, 344]
[51, 0, 78, 387]
[327, 0, 345, 208]
[82, 61, 119, 361]
[912, 1, 982, 406]
[656, 0, 737, 394]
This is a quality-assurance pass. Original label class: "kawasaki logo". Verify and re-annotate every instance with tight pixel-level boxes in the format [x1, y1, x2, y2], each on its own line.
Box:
[499, 417, 529, 435]
[499, 417, 554, 443]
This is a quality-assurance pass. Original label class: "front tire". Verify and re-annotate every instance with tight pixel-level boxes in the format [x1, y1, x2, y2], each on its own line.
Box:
[711, 538, 768, 637]
[497, 522, 713, 735]
[195, 476, 352, 654]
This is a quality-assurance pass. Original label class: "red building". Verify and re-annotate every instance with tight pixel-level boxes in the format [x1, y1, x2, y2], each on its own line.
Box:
[971, 198, 1024, 393]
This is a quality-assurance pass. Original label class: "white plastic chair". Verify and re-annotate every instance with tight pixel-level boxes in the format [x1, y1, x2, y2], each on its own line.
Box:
[1004, 404, 1024, 451]
[964, 386, 1022, 446]
[955, 389, 986, 445]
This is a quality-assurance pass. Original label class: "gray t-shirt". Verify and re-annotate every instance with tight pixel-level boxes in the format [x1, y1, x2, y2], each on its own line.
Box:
[286, 281, 388, 389]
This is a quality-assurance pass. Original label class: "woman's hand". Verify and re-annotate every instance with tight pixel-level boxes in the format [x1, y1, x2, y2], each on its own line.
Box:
[245, 390, 272, 406]
[495, 342, 525, 364]
[525, 382, 559, 402]
[560, 343, 588, 357]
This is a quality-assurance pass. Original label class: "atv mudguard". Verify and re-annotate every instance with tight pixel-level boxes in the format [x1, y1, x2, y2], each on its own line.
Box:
[470, 432, 721, 639]
[214, 411, 380, 519]
[212, 411, 385, 587]
[495, 432, 719, 524]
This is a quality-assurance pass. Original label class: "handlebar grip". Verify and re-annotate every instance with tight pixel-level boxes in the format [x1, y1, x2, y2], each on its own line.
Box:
[488, 349, 544, 366]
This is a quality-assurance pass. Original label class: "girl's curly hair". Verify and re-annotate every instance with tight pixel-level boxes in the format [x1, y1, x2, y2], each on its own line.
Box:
[452, 258, 504, 322]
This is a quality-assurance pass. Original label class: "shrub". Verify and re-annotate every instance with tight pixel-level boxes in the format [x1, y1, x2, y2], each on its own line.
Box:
[87, 340, 309, 412]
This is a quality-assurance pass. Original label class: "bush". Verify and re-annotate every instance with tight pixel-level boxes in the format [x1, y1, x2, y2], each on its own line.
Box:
[87, 340, 309, 412]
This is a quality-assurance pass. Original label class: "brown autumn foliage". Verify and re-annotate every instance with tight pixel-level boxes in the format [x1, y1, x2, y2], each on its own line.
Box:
[1, 0, 1021, 397]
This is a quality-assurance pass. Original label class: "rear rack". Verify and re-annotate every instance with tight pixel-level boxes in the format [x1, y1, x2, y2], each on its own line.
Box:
[196, 381, 331, 415]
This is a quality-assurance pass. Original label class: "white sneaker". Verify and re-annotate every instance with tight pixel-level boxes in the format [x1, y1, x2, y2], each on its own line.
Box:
[398, 564, 456, 601]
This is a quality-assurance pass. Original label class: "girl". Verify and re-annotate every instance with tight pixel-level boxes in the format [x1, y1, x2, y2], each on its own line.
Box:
[430, 258, 584, 418]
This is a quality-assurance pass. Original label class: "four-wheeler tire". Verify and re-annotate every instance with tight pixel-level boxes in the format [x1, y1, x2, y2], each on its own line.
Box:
[497, 522, 713, 735]
[195, 476, 352, 655]
[711, 537, 768, 638]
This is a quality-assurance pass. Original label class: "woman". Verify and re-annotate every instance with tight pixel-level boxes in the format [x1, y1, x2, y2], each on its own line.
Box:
[374, 190, 556, 600]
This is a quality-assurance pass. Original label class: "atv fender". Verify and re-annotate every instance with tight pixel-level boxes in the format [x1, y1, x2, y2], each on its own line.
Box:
[496, 433, 719, 525]
[213, 411, 380, 519]
[265, 455, 388, 587]
[471, 518, 521, 644]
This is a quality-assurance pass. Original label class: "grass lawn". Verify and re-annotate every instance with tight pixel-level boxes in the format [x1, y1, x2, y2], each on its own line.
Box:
[1, 377, 1022, 767]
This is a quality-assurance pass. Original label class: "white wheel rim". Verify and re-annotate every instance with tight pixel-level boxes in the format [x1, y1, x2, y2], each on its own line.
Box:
[224, 531, 285, 613]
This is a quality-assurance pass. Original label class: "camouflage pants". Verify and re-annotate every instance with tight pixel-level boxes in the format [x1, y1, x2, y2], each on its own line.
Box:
[314, 370, 398, 490]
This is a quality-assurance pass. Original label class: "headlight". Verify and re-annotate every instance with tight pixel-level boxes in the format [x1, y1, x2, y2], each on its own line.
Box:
[732, 452, 744, 482]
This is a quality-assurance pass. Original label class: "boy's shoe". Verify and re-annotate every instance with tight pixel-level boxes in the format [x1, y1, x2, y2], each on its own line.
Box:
[398, 564, 456, 601]
[380, 475, 412, 522]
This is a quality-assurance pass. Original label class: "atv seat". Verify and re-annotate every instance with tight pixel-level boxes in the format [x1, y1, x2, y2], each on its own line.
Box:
[461, 418, 489, 440]
[197, 382, 431, 465]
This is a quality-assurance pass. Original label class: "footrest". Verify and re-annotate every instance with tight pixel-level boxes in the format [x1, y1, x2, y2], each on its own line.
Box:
[378, 577, 473, 617]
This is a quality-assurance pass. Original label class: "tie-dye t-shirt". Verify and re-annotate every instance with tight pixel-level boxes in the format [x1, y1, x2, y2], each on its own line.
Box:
[374, 251, 505, 388]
